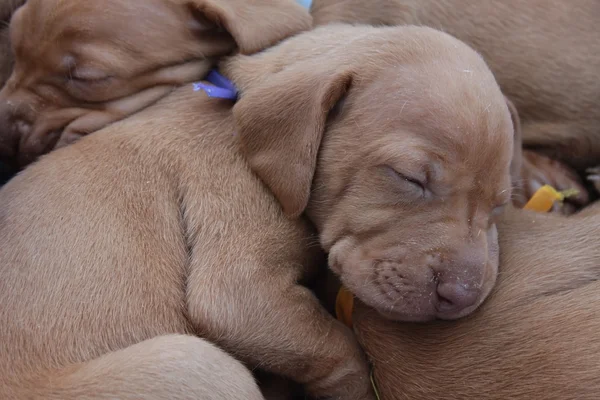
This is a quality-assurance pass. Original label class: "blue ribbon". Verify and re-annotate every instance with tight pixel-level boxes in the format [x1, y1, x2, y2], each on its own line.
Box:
[192, 0, 313, 100]
[193, 70, 238, 100]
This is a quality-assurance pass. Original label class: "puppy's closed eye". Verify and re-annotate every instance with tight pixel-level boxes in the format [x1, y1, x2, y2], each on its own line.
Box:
[67, 66, 113, 86]
[382, 165, 426, 198]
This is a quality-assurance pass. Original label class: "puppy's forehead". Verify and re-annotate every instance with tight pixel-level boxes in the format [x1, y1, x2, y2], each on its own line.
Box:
[15, 0, 186, 55]
[364, 59, 512, 158]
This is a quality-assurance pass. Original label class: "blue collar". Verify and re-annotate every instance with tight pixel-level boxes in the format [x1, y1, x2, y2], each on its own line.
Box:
[193, 0, 312, 100]
[193, 70, 238, 100]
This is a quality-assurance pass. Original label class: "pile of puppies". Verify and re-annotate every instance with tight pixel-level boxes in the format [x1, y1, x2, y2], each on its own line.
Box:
[0, 1, 598, 399]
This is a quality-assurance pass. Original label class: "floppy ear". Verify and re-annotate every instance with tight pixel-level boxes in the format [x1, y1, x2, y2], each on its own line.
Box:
[233, 67, 353, 218]
[185, 0, 312, 54]
[505, 96, 522, 188]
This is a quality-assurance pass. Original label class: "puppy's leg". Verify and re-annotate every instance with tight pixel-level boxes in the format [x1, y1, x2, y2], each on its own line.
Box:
[7, 335, 264, 400]
[186, 254, 375, 400]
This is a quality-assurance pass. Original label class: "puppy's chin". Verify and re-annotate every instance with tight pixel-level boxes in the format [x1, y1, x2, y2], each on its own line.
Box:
[376, 309, 437, 323]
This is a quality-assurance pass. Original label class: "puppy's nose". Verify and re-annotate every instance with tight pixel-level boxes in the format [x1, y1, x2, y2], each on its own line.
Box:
[435, 282, 479, 314]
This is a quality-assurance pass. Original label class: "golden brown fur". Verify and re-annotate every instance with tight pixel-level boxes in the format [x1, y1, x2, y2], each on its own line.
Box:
[353, 202, 600, 399]
[228, 23, 520, 322]
[0, 1, 379, 399]
[0, 0, 311, 167]
[311, 0, 600, 207]
[1, 20, 523, 398]
[0, 22, 387, 400]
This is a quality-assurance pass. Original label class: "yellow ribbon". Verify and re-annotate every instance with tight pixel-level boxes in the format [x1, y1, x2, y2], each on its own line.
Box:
[335, 286, 381, 399]
[523, 185, 579, 213]
[335, 285, 354, 329]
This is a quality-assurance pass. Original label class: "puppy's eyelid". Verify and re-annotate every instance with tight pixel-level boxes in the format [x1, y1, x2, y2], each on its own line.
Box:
[72, 69, 111, 82]
[383, 165, 426, 193]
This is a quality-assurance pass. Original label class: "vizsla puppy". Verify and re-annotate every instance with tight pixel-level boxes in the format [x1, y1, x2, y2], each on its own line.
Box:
[0, 0, 310, 167]
[353, 201, 600, 399]
[2, 1, 372, 399]
[1, 22, 517, 399]
[226, 23, 521, 322]
[311, 0, 600, 207]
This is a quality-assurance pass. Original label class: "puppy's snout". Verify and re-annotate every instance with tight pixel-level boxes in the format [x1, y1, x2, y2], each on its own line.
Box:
[432, 247, 487, 318]
[436, 281, 479, 314]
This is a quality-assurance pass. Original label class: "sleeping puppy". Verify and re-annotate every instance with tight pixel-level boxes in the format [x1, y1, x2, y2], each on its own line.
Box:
[1, 22, 517, 399]
[352, 201, 600, 399]
[0, 0, 309, 168]
[226, 23, 521, 322]
[311, 0, 600, 208]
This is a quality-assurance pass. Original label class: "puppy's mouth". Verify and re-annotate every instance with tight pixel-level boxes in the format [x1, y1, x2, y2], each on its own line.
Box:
[350, 279, 484, 323]
[331, 250, 490, 322]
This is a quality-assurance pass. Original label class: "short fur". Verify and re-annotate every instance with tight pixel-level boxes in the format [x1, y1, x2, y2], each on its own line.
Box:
[0, 2, 378, 399]
[0, 0, 311, 167]
[226, 24, 521, 322]
[311, 0, 600, 205]
[353, 201, 600, 399]
[1, 22, 520, 398]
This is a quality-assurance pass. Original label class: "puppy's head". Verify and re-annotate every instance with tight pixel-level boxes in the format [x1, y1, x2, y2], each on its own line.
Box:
[0, 0, 311, 167]
[227, 25, 522, 322]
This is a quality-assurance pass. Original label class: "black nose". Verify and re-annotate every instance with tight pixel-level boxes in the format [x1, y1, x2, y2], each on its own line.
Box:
[435, 282, 479, 314]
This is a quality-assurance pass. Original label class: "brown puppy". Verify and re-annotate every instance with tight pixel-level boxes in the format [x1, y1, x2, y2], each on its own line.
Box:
[352, 201, 600, 399]
[0, 0, 310, 167]
[1, 23, 516, 399]
[0, 21, 367, 400]
[311, 0, 600, 205]
[2, 1, 375, 400]
[226, 23, 520, 322]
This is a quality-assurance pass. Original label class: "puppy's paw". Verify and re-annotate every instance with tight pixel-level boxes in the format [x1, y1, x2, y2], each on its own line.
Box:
[586, 166, 600, 194]
[517, 150, 590, 215]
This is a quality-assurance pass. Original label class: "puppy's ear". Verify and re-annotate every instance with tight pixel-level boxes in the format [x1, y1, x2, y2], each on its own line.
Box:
[234, 67, 353, 218]
[185, 0, 312, 54]
[505, 96, 523, 188]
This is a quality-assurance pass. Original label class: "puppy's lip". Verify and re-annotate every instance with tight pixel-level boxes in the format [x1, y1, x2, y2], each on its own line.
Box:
[434, 300, 481, 320]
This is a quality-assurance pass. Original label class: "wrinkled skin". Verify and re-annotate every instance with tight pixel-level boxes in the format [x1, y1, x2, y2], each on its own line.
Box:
[227, 25, 519, 322]
[0, 0, 236, 167]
